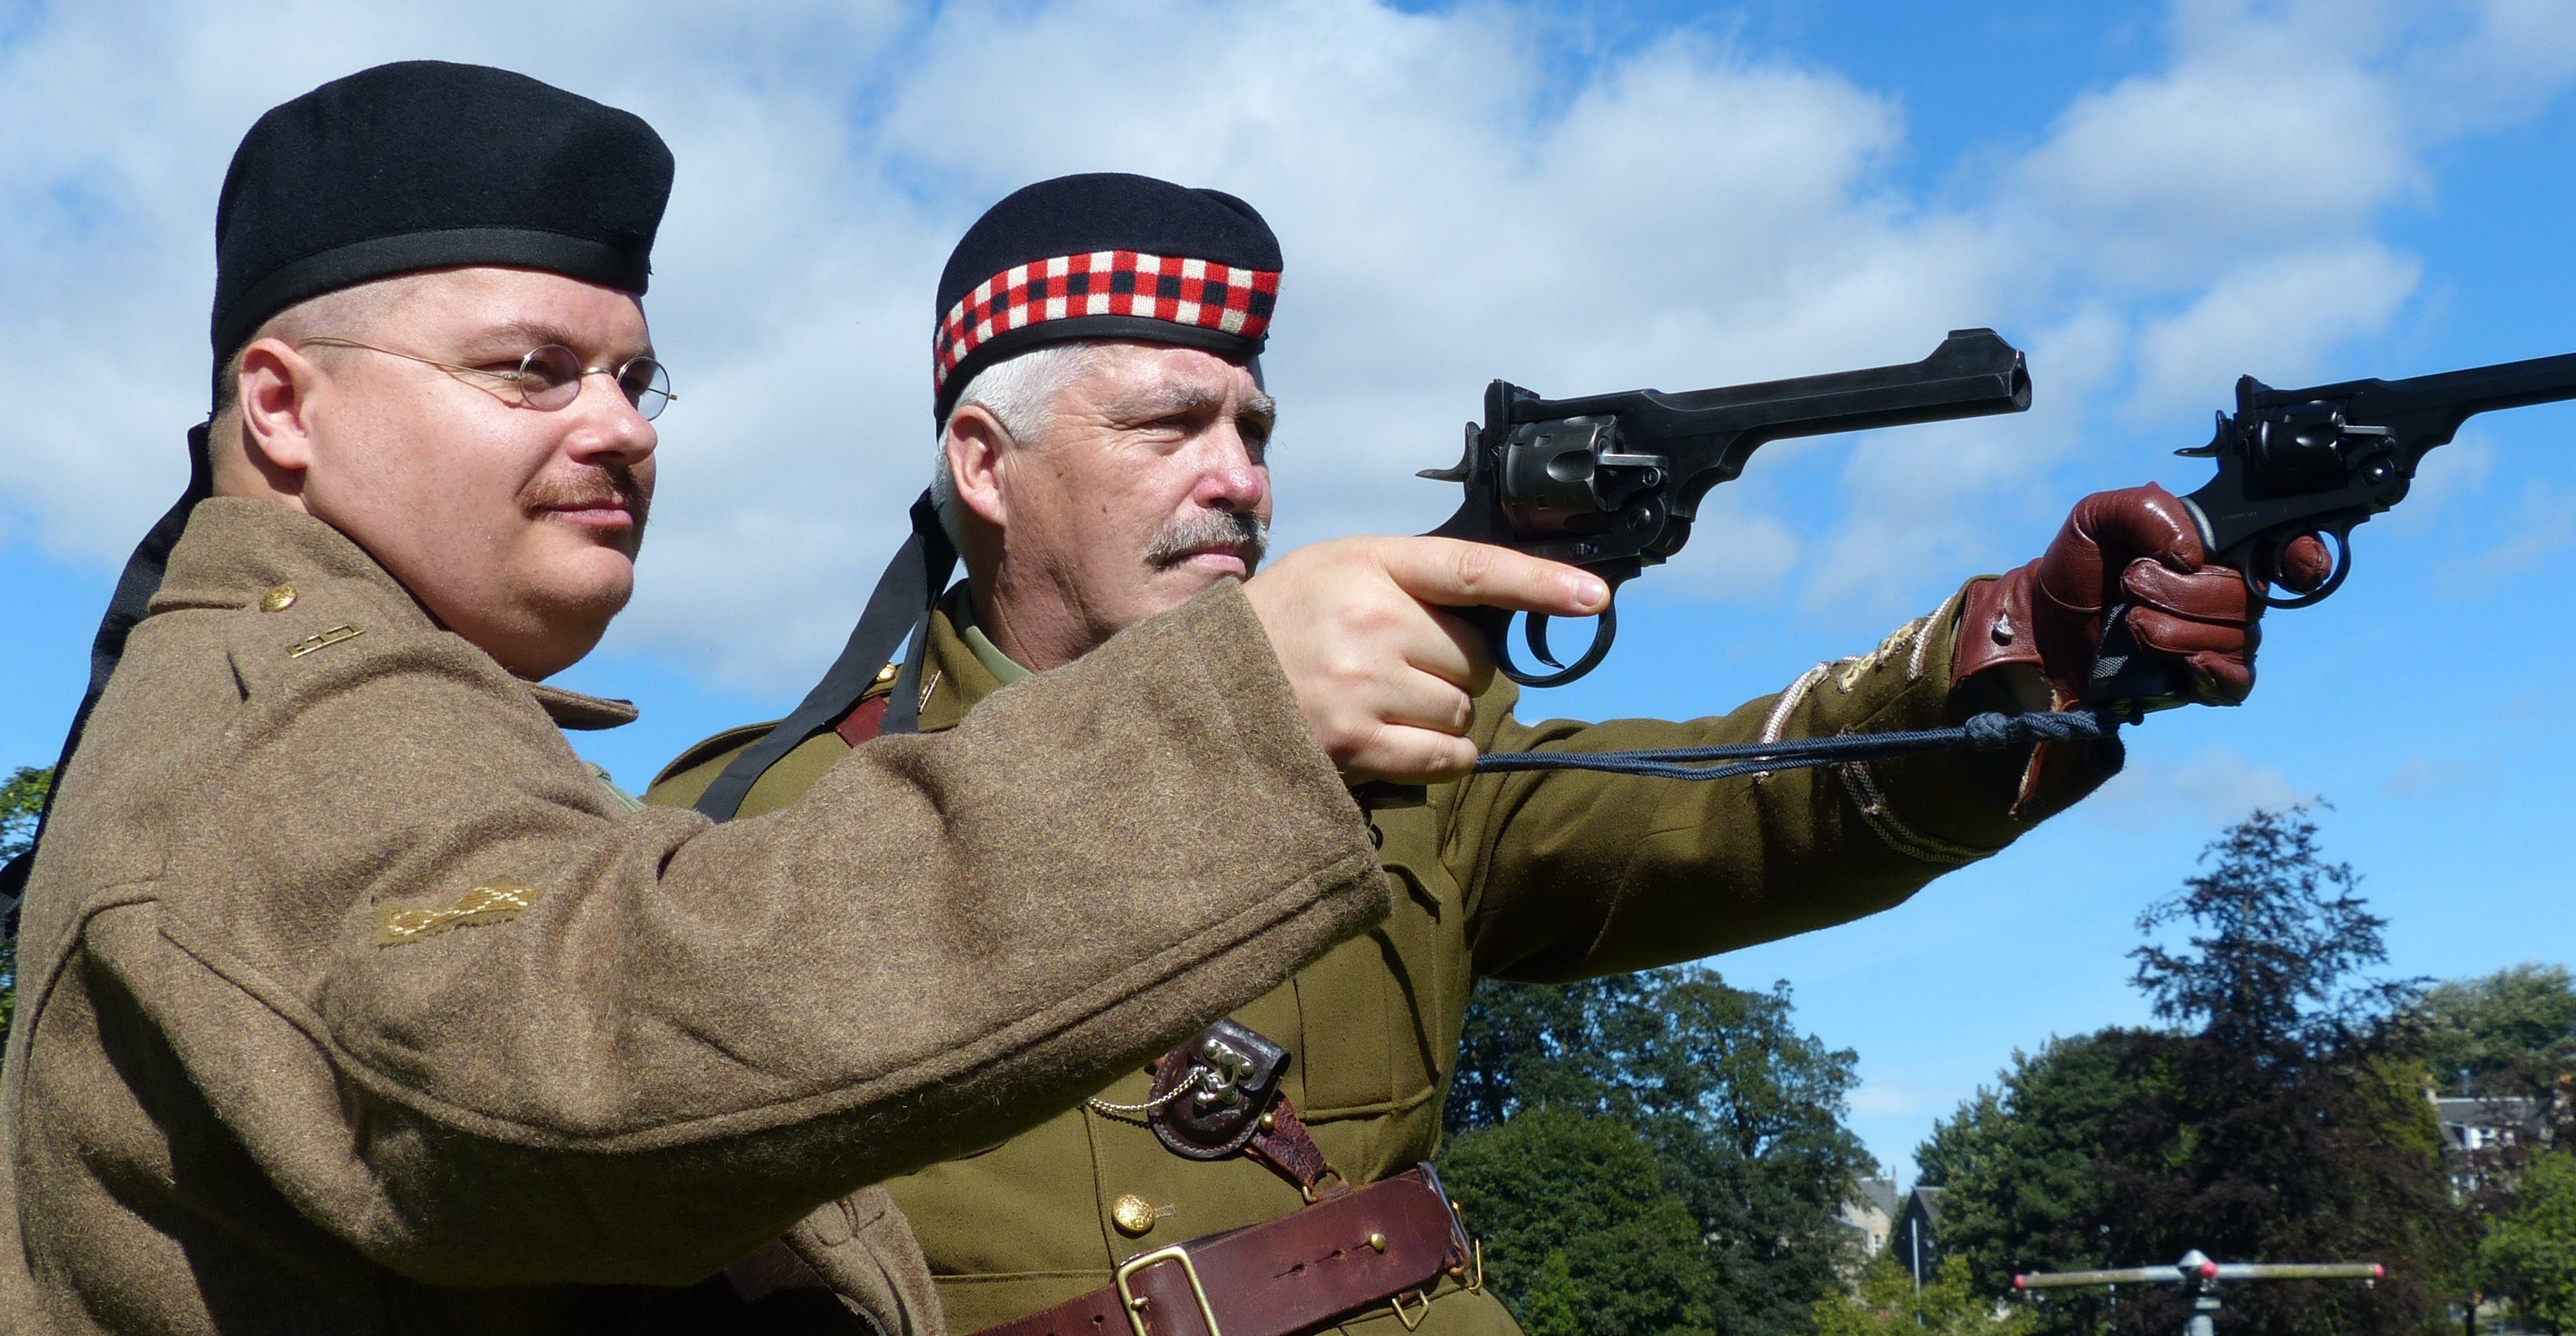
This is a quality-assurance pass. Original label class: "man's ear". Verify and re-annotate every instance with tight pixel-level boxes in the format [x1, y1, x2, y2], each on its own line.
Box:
[233, 338, 325, 490]
[944, 405, 1013, 530]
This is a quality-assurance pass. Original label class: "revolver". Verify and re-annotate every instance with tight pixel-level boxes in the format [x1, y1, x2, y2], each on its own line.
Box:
[1421, 329, 2032, 685]
[2089, 349, 2576, 708]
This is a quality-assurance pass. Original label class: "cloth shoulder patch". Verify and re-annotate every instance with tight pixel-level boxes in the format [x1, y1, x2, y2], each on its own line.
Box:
[286, 623, 366, 659]
[375, 878, 547, 946]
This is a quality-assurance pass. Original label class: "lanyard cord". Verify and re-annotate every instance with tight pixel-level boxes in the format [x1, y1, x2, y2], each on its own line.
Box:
[1470, 708, 2124, 782]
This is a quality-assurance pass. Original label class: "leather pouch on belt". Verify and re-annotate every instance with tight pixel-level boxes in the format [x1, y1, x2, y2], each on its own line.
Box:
[1149, 1018, 1288, 1159]
[1148, 1019, 1339, 1197]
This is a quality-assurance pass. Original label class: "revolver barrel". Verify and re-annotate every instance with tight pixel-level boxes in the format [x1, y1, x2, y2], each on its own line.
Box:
[1421, 329, 2034, 686]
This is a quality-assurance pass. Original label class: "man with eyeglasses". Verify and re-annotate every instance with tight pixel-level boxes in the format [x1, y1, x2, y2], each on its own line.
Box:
[0, 64, 1604, 1335]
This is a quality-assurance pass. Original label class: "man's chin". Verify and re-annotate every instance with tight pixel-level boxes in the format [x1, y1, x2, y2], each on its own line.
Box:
[1122, 560, 1244, 628]
[535, 550, 638, 624]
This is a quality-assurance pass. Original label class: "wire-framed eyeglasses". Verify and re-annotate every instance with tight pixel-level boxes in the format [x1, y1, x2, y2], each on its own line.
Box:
[296, 338, 675, 421]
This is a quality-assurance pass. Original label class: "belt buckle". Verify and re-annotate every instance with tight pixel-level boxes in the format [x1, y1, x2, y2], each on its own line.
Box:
[1414, 1162, 1475, 1267]
[1114, 1244, 1222, 1336]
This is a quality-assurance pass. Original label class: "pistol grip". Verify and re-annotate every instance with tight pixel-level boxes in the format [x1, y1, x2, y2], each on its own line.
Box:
[2083, 604, 2191, 713]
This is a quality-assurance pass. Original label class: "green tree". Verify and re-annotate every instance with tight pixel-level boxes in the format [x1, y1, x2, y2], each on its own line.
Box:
[1446, 972, 1653, 1132]
[2417, 965, 2576, 1096]
[1440, 1108, 1714, 1336]
[1441, 967, 1871, 1336]
[1917, 809, 2465, 1336]
[2481, 1149, 2576, 1334]
[0, 766, 49, 1054]
[2088, 808, 2462, 1336]
[1915, 1033, 2143, 1300]
[1812, 1254, 2037, 1336]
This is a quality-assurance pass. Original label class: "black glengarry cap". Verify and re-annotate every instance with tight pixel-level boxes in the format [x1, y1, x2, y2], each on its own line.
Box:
[933, 172, 1281, 422]
[210, 59, 674, 381]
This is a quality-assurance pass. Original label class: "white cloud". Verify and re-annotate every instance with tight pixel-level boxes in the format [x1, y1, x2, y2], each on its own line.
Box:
[2402, 0, 2576, 138]
[1655, 489, 1803, 600]
[2016, 15, 2421, 289]
[1806, 306, 2133, 610]
[1, 0, 2570, 690]
[2083, 747, 2313, 830]
[2441, 479, 2576, 586]
[2385, 755, 2481, 797]
[2128, 245, 2424, 419]
[1848, 1079, 1960, 1120]
[2383, 430, 2495, 532]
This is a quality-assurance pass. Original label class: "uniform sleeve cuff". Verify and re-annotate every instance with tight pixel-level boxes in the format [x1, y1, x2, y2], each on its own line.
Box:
[1811, 581, 2121, 860]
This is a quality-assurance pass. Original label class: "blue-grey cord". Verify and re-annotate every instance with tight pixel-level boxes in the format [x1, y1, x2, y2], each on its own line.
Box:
[1470, 708, 2125, 781]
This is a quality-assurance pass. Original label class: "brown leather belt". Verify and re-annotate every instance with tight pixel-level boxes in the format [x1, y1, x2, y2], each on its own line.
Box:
[970, 1164, 1472, 1336]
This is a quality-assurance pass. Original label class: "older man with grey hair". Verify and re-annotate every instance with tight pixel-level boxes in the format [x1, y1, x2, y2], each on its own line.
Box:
[649, 170, 2278, 1336]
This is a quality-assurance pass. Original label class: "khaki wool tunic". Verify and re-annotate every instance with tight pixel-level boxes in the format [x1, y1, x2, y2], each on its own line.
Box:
[646, 583, 2116, 1336]
[0, 500, 1396, 1336]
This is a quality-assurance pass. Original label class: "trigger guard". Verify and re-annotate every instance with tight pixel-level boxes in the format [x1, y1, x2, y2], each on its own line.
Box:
[2259, 528, 2352, 610]
[1497, 602, 1618, 688]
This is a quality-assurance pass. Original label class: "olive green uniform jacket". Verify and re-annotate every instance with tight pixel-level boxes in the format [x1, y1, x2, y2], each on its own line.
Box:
[646, 585, 2114, 1335]
[0, 500, 1392, 1336]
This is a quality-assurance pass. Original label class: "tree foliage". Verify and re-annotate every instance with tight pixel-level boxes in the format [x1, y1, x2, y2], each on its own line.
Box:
[1920, 809, 2465, 1336]
[1441, 1108, 1714, 1336]
[2414, 963, 2576, 1103]
[1813, 1254, 2036, 1336]
[0, 766, 44, 859]
[1915, 1034, 2138, 1297]
[0, 765, 46, 1055]
[2128, 806, 2413, 1059]
[2479, 1149, 2576, 1334]
[2094, 810, 2460, 1336]
[1438, 965, 1871, 1336]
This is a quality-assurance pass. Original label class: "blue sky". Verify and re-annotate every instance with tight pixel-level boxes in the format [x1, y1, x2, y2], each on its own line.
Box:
[4, 0, 2573, 1178]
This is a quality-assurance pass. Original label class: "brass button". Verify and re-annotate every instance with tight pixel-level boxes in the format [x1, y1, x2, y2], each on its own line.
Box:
[1368, 1232, 1388, 1253]
[1110, 1193, 1157, 1237]
[1258, 1110, 1276, 1131]
[260, 584, 297, 613]
[874, 662, 900, 684]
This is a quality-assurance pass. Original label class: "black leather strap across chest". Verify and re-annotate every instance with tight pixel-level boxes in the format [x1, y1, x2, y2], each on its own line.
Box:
[693, 492, 956, 821]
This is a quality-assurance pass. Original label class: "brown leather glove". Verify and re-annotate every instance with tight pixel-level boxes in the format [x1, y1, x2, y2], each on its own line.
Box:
[1955, 483, 2329, 709]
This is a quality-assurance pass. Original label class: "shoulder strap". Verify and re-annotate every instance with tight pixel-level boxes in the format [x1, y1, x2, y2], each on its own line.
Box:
[1, 424, 212, 938]
[692, 492, 956, 821]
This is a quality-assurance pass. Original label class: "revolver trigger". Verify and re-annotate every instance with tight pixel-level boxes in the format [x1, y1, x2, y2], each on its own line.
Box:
[1492, 600, 1618, 689]
[1525, 614, 1566, 670]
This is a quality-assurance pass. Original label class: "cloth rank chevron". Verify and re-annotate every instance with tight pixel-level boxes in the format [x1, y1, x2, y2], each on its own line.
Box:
[933, 251, 1281, 392]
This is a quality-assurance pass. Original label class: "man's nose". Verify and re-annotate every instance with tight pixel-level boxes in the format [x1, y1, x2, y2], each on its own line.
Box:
[567, 376, 658, 466]
[1195, 427, 1266, 511]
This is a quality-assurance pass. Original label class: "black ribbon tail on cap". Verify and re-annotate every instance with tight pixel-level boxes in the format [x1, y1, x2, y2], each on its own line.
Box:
[4, 425, 214, 939]
[693, 491, 957, 822]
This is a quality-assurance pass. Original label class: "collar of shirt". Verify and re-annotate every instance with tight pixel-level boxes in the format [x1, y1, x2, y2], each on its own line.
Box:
[946, 586, 1033, 686]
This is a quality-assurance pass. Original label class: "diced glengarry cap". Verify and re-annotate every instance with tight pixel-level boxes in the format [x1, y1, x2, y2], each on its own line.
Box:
[932, 172, 1282, 422]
